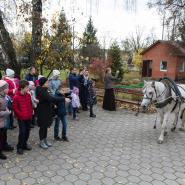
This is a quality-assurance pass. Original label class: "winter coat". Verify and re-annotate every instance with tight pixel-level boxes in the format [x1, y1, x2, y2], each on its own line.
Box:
[71, 93, 80, 108]
[4, 77, 19, 100]
[55, 91, 68, 116]
[35, 86, 64, 127]
[0, 95, 10, 128]
[13, 91, 33, 121]
[88, 82, 97, 106]
[48, 78, 61, 95]
[25, 73, 38, 83]
[104, 73, 119, 89]
[79, 75, 89, 103]
[68, 73, 80, 90]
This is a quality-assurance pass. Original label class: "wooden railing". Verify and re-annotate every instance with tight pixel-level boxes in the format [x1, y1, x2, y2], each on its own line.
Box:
[96, 88, 143, 115]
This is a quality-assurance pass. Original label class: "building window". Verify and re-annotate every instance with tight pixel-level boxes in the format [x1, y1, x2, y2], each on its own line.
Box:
[160, 61, 167, 71]
[179, 62, 185, 72]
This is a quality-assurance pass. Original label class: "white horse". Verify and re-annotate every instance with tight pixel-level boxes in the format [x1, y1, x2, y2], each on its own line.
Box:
[141, 80, 185, 144]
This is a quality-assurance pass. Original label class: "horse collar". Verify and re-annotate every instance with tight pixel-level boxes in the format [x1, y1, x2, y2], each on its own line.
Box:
[155, 97, 173, 108]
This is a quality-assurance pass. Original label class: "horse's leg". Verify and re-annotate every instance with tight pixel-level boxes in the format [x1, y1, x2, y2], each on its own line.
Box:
[179, 108, 185, 131]
[158, 112, 167, 135]
[158, 112, 169, 144]
[171, 112, 178, 132]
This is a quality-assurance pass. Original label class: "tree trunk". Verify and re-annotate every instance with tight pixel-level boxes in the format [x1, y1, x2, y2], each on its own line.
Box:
[32, 0, 42, 66]
[0, 12, 21, 76]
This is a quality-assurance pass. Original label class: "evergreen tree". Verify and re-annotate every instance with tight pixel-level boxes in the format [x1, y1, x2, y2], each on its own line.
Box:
[108, 42, 124, 80]
[52, 10, 73, 67]
[80, 17, 101, 62]
[51, 9, 73, 68]
[37, 9, 73, 74]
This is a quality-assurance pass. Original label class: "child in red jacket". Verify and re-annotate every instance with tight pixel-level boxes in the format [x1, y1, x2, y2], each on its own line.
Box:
[13, 80, 33, 155]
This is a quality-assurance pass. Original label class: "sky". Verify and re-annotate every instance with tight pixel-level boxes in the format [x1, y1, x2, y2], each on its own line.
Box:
[42, 0, 163, 47]
[4, 0, 163, 48]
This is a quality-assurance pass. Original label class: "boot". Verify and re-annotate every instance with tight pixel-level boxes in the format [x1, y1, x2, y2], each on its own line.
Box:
[0, 151, 7, 160]
[44, 139, 52, 147]
[3, 144, 14, 152]
[90, 114, 96, 118]
[40, 140, 48, 149]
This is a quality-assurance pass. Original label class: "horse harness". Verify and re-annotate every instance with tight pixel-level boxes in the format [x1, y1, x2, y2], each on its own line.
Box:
[145, 79, 180, 112]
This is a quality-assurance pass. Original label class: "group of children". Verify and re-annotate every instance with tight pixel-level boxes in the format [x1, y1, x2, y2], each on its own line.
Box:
[0, 67, 97, 159]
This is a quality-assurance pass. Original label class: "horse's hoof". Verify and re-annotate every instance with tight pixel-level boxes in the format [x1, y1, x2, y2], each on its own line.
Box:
[164, 131, 168, 136]
[171, 127, 176, 132]
[153, 125, 156, 129]
[157, 140, 163, 144]
[179, 128, 185, 132]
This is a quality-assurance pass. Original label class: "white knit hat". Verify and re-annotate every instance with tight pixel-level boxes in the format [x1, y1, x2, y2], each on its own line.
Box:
[6, 68, 15, 77]
[52, 69, 60, 77]
[38, 75, 44, 80]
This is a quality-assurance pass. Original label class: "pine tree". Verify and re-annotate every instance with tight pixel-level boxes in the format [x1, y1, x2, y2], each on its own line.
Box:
[108, 42, 124, 80]
[51, 10, 73, 68]
[80, 17, 101, 63]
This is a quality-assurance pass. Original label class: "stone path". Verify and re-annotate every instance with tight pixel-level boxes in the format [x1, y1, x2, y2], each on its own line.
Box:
[1, 107, 185, 185]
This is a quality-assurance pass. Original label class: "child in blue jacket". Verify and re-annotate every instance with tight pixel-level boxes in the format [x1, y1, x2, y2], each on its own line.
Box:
[54, 85, 71, 141]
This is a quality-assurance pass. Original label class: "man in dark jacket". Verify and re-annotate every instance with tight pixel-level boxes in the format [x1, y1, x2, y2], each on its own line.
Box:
[25, 67, 38, 83]
[68, 67, 80, 90]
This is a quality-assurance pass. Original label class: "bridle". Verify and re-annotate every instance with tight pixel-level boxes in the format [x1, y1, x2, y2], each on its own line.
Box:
[143, 81, 168, 106]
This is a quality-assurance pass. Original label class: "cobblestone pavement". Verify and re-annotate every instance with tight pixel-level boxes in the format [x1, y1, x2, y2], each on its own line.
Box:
[1, 107, 185, 185]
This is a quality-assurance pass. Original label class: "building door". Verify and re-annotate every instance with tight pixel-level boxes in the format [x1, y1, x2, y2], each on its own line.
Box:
[142, 60, 152, 77]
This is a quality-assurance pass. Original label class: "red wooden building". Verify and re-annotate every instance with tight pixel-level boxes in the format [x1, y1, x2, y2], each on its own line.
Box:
[141, 40, 185, 81]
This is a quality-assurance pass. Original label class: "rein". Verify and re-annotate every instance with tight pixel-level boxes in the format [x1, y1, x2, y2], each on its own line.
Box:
[143, 81, 176, 109]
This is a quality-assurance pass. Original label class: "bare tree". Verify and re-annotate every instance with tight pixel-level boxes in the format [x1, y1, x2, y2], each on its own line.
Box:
[123, 27, 156, 53]
[148, 0, 185, 42]
[0, 11, 20, 75]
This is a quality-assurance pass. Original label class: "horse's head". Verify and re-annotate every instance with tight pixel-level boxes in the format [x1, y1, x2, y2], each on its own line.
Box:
[141, 81, 158, 111]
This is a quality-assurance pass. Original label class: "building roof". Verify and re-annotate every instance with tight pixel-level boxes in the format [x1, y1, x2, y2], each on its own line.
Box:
[141, 40, 185, 56]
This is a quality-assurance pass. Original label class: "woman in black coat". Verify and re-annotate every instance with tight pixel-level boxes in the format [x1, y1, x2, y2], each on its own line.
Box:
[103, 68, 119, 111]
[35, 77, 64, 149]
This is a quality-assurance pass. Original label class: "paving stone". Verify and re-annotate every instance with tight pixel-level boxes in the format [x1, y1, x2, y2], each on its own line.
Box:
[78, 173, 91, 181]
[6, 179, 21, 185]
[101, 177, 115, 185]
[164, 179, 179, 185]
[65, 174, 78, 182]
[21, 177, 36, 185]
[152, 180, 167, 185]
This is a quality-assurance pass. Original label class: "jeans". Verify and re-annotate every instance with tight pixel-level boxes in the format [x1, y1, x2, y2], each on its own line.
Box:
[67, 102, 72, 114]
[54, 115, 67, 138]
[72, 107, 77, 119]
[17, 120, 31, 149]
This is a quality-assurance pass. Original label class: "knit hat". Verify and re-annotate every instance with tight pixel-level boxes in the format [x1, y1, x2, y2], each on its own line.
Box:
[38, 75, 44, 80]
[6, 68, 15, 77]
[52, 69, 60, 77]
[0, 80, 8, 92]
[28, 81, 35, 89]
[39, 77, 48, 87]
[72, 87, 79, 94]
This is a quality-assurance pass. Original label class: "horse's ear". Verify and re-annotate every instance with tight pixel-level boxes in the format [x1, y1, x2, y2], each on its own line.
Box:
[144, 80, 147, 85]
[151, 81, 155, 87]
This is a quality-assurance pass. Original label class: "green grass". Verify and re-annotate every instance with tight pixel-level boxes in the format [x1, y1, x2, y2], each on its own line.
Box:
[124, 71, 141, 80]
